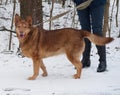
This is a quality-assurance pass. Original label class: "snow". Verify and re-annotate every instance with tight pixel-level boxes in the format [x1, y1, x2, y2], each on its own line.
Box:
[0, 1, 120, 95]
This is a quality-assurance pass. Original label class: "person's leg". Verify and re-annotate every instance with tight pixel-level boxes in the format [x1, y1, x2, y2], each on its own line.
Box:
[96, 45, 106, 72]
[77, 8, 91, 68]
[90, 4, 107, 72]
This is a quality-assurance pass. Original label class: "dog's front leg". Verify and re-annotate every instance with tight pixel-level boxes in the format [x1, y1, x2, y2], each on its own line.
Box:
[40, 60, 48, 77]
[28, 58, 40, 80]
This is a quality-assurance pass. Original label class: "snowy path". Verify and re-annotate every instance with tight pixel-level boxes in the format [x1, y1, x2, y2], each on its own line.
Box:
[0, 38, 120, 95]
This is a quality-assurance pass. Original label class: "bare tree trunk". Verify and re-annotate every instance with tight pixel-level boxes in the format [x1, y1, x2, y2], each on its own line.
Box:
[109, 0, 116, 37]
[103, 0, 119, 37]
[20, 0, 43, 29]
[48, 0, 50, 4]
[0, 0, 2, 5]
[116, 0, 119, 27]
[33, 0, 43, 29]
[71, 8, 76, 28]
[103, 0, 110, 37]
[20, 0, 32, 19]
[118, 29, 120, 37]
[5, 0, 8, 5]
[62, 0, 66, 7]
[9, 0, 16, 51]
[49, 0, 54, 30]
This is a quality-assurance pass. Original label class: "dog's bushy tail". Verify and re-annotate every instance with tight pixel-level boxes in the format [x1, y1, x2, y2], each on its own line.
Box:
[81, 30, 114, 45]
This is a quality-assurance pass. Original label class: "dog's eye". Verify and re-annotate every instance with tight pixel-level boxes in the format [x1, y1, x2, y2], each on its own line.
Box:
[17, 26, 20, 28]
[24, 26, 27, 28]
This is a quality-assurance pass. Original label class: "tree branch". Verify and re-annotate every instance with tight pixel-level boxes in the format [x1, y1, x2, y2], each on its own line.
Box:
[0, 26, 16, 34]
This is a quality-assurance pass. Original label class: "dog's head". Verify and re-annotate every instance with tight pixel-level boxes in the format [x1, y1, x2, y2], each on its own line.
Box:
[15, 14, 32, 41]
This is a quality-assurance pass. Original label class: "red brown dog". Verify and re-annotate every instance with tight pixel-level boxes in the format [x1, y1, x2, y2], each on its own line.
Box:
[15, 14, 113, 80]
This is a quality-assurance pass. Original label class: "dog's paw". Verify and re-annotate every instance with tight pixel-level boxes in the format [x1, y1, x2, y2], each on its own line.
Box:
[73, 74, 80, 79]
[42, 72, 48, 77]
[28, 76, 36, 80]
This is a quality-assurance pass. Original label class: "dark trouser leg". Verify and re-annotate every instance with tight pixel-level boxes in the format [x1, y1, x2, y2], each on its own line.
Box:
[82, 39, 91, 68]
[90, 4, 107, 72]
[77, 8, 91, 68]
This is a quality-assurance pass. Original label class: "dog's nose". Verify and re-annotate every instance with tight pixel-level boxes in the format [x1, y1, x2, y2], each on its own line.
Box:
[20, 31, 23, 33]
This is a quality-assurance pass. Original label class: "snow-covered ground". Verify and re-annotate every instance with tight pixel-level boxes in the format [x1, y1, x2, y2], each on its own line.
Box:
[0, 1, 120, 95]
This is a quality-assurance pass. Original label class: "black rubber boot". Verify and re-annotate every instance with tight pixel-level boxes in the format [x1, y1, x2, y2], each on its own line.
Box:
[96, 45, 107, 72]
[82, 39, 91, 68]
[82, 59, 91, 68]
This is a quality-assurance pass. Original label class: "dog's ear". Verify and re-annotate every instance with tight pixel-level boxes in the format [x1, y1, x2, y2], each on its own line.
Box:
[26, 16, 32, 27]
[15, 14, 21, 26]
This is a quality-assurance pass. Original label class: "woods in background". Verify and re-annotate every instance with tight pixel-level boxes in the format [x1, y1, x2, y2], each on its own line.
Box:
[0, 0, 120, 51]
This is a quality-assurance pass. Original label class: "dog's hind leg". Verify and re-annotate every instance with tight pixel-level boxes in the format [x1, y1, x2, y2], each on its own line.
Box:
[40, 60, 48, 77]
[66, 51, 82, 79]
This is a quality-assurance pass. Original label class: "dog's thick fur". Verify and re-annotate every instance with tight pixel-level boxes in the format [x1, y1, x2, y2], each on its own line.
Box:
[15, 14, 113, 80]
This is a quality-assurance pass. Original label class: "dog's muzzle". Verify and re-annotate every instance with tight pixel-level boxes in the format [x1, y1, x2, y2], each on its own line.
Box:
[20, 32, 25, 38]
